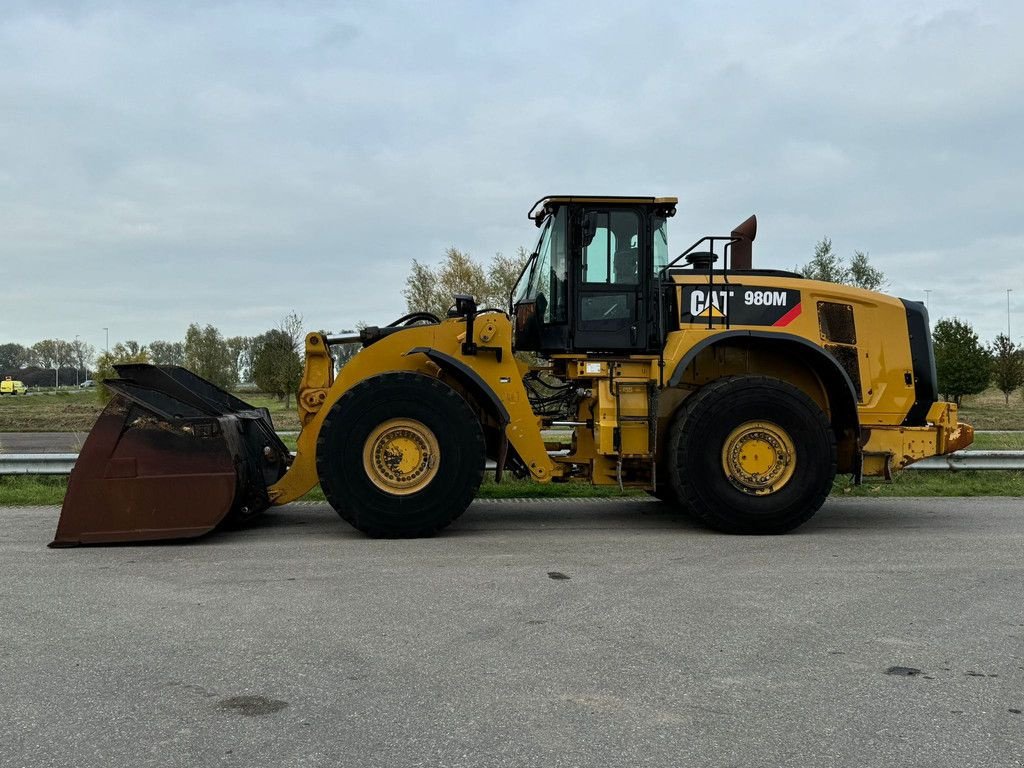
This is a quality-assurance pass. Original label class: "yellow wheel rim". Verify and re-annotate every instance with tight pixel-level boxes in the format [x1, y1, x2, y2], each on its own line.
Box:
[362, 418, 440, 495]
[721, 420, 796, 496]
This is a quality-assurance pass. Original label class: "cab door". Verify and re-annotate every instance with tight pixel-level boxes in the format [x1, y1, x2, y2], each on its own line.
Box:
[573, 208, 647, 352]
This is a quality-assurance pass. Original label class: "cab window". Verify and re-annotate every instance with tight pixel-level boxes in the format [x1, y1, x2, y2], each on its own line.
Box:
[517, 207, 568, 323]
[582, 210, 641, 285]
[652, 216, 669, 275]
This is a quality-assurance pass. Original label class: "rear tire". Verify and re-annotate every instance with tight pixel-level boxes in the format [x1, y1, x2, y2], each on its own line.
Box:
[668, 376, 836, 534]
[316, 372, 485, 538]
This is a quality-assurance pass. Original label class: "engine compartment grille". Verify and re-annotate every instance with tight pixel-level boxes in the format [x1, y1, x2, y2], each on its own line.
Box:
[818, 301, 857, 345]
[825, 343, 862, 402]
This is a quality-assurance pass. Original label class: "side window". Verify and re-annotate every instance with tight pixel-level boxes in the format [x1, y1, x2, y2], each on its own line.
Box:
[549, 211, 568, 322]
[583, 212, 613, 283]
[582, 210, 641, 285]
[652, 216, 669, 275]
[526, 207, 568, 323]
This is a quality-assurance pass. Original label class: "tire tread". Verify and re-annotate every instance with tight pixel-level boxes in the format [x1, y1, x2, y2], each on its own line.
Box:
[317, 371, 485, 538]
[668, 375, 837, 534]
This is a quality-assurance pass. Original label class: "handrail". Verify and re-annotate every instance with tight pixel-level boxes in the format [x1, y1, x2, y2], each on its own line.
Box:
[655, 232, 745, 387]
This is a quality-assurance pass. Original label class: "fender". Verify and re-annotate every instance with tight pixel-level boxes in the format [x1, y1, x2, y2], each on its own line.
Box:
[405, 347, 510, 426]
[666, 330, 860, 431]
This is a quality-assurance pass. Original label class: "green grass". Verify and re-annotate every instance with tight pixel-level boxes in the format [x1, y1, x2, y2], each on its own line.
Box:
[0, 389, 303, 433]
[969, 432, 1024, 450]
[0, 476, 68, 505]
[0, 391, 103, 432]
[235, 393, 302, 432]
[834, 471, 1024, 497]
[958, 388, 1024, 431]
[4, 470, 1021, 508]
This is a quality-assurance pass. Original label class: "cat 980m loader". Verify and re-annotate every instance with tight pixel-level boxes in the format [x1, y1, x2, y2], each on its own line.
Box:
[52, 195, 973, 546]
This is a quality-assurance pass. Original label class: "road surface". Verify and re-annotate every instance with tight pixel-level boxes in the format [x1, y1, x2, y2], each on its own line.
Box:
[1, 497, 1022, 767]
[0, 432, 89, 453]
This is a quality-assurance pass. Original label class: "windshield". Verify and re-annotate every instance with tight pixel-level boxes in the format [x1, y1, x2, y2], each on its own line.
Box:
[513, 220, 547, 306]
[513, 207, 568, 323]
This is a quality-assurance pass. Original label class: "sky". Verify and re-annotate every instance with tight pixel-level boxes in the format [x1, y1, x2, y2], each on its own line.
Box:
[2, 0, 1023, 350]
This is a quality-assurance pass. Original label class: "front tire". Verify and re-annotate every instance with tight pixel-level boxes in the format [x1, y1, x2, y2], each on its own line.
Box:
[668, 376, 836, 534]
[316, 372, 485, 538]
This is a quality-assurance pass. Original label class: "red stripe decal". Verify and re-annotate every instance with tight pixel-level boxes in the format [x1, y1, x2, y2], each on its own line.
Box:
[773, 302, 802, 327]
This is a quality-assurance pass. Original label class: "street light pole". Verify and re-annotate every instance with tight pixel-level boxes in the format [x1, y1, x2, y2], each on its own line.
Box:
[1008, 289, 1014, 339]
[74, 335, 80, 387]
[103, 327, 109, 355]
[924, 289, 931, 311]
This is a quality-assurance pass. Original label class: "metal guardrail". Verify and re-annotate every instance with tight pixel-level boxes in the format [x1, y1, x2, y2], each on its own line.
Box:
[0, 454, 78, 475]
[904, 451, 1024, 471]
[1, 451, 1022, 476]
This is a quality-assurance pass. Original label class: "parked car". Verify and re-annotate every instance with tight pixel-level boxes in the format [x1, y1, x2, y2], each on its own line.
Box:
[1, 377, 28, 395]
[79, 379, 96, 388]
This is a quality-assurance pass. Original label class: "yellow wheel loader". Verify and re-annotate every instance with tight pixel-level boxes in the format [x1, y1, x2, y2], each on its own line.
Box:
[52, 195, 973, 546]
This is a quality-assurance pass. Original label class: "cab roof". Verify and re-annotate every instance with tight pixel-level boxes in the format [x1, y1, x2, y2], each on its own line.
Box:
[528, 195, 678, 223]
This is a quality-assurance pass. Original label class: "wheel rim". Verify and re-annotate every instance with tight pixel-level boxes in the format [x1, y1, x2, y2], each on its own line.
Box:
[721, 420, 796, 496]
[362, 418, 440, 495]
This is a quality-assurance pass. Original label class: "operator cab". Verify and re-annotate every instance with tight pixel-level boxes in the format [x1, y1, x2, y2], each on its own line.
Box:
[512, 195, 677, 355]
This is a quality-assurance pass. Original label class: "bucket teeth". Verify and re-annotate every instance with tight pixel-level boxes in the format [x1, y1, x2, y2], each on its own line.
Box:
[51, 366, 290, 547]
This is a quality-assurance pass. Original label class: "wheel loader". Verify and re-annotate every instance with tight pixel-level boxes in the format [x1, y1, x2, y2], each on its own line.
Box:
[51, 195, 973, 546]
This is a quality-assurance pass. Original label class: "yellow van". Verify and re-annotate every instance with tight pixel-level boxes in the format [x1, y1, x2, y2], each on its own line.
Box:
[1, 377, 28, 395]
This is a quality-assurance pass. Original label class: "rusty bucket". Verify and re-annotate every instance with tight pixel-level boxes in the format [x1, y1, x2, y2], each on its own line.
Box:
[51, 365, 290, 547]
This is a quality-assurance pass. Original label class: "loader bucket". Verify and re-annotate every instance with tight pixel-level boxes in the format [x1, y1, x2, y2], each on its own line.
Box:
[51, 365, 291, 547]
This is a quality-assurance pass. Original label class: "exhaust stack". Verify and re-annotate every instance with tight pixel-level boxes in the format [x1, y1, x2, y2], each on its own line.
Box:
[730, 215, 757, 270]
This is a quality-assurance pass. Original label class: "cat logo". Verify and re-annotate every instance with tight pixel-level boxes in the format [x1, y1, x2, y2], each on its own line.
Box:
[681, 284, 802, 327]
[690, 288, 736, 318]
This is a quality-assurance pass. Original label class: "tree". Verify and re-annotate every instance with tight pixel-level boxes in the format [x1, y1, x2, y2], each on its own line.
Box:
[404, 248, 486, 319]
[249, 313, 304, 406]
[800, 238, 887, 290]
[848, 250, 886, 291]
[94, 342, 150, 401]
[279, 312, 304, 354]
[489, 246, 532, 309]
[989, 333, 1024, 405]
[121, 340, 147, 358]
[0, 343, 29, 371]
[31, 339, 74, 390]
[31, 340, 57, 369]
[150, 340, 185, 366]
[403, 247, 530, 318]
[250, 328, 302, 407]
[800, 237, 849, 284]
[69, 338, 95, 382]
[183, 324, 236, 389]
[933, 318, 991, 406]
[226, 336, 252, 384]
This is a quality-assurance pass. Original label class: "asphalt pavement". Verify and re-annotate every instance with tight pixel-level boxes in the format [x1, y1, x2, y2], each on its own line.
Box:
[1, 497, 1022, 768]
[0, 432, 89, 453]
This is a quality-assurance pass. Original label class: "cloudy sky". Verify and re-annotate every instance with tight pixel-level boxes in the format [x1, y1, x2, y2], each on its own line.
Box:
[3, 0, 1022, 349]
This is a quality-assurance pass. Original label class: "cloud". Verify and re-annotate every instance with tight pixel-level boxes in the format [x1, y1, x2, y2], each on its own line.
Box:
[2, 0, 1022, 349]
